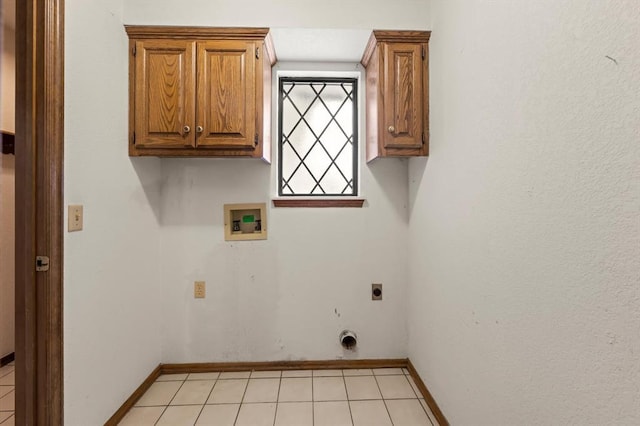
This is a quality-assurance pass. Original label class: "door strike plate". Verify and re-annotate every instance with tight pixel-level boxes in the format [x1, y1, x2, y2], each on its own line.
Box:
[36, 256, 50, 272]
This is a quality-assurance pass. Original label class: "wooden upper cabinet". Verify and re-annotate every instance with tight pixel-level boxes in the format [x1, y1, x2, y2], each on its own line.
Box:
[126, 26, 276, 160]
[197, 41, 256, 149]
[383, 43, 423, 149]
[134, 40, 196, 149]
[361, 30, 430, 162]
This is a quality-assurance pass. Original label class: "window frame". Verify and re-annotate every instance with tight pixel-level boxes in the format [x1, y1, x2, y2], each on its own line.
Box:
[277, 76, 360, 197]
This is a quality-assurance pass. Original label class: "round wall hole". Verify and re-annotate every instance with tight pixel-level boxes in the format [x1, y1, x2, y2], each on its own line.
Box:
[339, 330, 357, 350]
[342, 335, 356, 349]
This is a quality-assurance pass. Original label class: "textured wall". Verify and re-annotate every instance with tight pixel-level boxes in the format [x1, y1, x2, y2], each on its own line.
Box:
[64, 1, 163, 424]
[408, 0, 640, 424]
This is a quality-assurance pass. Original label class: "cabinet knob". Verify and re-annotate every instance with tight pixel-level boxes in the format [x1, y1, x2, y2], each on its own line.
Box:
[388, 126, 395, 133]
[196, 126, 204, 133]
[183, 125, 191, 134]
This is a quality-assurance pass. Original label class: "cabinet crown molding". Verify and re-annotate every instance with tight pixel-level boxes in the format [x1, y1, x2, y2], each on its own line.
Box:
[125, 26, 277, 65]
[361, 30, 431, 66]
[125, 25, 270, 39]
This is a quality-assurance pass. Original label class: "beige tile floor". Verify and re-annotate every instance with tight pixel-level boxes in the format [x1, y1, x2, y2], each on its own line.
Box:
[120, 367, 439, 426]
[0, 361, 15, 426]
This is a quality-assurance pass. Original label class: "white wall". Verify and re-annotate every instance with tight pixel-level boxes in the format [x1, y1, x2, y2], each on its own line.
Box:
[159, 143, 410, 363]
[122, 0, 429, 364]
[0, 9, 15, 360]
[125, 0, 430, 29]
[408, 0, 640, 424]
[61, 0, 431, 422]
[64, 1, 163, 424]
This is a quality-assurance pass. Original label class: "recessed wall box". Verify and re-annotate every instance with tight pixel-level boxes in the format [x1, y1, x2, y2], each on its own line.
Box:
[372, 283, 383, 300]
[224, 203, 267, 241]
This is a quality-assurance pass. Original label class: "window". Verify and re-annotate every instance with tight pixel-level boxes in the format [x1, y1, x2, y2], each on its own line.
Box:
[278, 77, 358, 196]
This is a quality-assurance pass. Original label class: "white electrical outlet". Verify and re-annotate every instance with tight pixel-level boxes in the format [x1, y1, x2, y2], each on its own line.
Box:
[194, 281, 206, 299]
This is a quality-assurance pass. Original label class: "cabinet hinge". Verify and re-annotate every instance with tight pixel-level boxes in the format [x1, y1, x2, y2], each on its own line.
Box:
[132, 44, 137, 56]
[254, 134, 259, 146]
[255, 47, 260, 60]
[132, 132, 136, 145]
[422, 132, 425, 144]
[421, 45, 425, 60]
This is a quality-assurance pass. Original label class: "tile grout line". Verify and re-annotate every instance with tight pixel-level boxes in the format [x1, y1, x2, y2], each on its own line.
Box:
[153, 377, 188, 426]
[424, 402, 436, 426]
[192, 375, 219, 426]
[271, 373, 282, 426]
[344, 370, 361, 426]
[0, 413, 16, 425]
[402, 374, 420, 399]
[311, 372, 315, 426]
[0, 389, 16, 414]
[343, 373, 356, 426]
[0, 386, 15, 400]
[233, 374, 251, 426]
[403, 374, 435, 426]
[373, 374, 395, 426]
[405, 368, 438, 425]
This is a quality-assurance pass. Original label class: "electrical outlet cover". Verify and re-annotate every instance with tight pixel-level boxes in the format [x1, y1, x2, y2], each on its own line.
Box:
[194, 281, 206, 299]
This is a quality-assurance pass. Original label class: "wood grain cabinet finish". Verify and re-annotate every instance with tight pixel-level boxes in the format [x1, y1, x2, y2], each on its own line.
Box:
[361, 30, 431, 161]
[126, 26, 276, 160]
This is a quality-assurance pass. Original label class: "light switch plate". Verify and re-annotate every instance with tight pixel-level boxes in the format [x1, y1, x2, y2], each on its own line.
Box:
[194, 281, 206, 299]
[68, 205, 83, 232]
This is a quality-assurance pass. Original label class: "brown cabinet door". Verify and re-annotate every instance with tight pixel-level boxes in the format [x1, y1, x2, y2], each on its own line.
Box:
[134, 40, 196, 148]
[382, 43, 424, 149]
[196, 41, 257, 149]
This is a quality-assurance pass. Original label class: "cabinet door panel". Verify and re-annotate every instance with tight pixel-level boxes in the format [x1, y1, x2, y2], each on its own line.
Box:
[383, 43, 423, 149]
[197, 41, 256, 149]
[135, 40, 195, 148]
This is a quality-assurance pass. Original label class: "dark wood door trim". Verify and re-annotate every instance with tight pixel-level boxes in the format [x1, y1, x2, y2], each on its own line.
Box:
[15, 0, 65, 424]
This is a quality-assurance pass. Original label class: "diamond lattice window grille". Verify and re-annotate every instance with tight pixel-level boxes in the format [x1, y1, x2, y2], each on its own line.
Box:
[278, 77, 358, 196]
